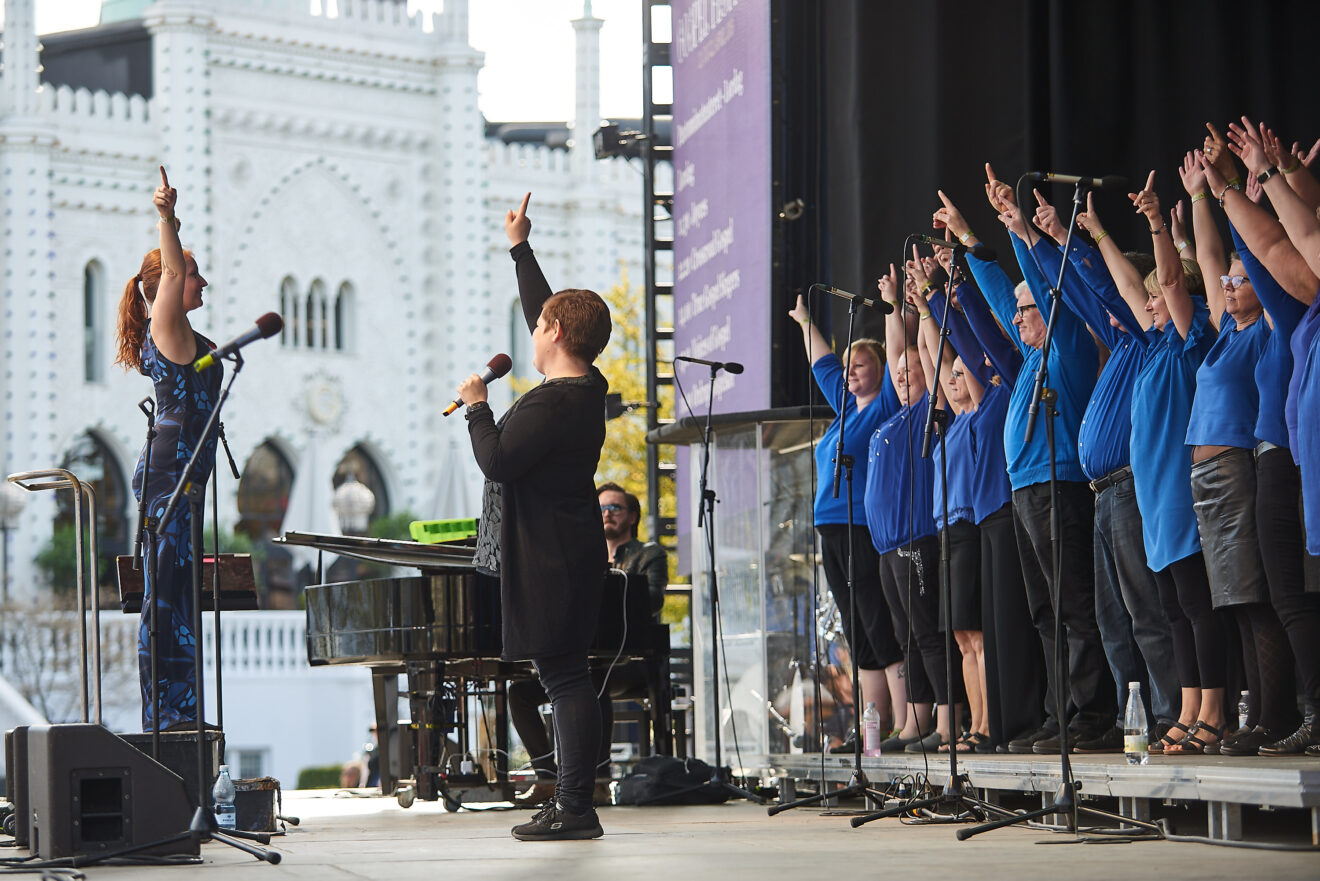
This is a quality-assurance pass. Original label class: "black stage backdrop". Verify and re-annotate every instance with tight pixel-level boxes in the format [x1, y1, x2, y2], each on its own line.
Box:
[771, 0, 1320, 403]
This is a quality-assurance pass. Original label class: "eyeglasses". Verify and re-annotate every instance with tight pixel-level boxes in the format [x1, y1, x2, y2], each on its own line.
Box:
[600, 504, 625, 514]
[1015, 303, 1039, 317]
[950, 369, 965, 379]
[1220, 275, 1248, 291]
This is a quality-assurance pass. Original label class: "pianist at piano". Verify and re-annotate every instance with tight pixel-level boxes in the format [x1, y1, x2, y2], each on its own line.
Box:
[458, 191, 614, 841]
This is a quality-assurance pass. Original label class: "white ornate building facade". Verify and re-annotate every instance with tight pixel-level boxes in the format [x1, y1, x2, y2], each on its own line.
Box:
[0, 0, 645, 602]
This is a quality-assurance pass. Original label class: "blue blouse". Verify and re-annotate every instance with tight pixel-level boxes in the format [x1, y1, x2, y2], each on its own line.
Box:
[865, 392, 936, 554]
[1299, 329, 1320, 554]
[1130, 301, 1216, 571]
[968, 382, 1014, 524]
[1185, 312, 1270, 448]
[811, 353, 900, 526]
[1287, 292, 1320, 455]
[933, 410, 977, 530]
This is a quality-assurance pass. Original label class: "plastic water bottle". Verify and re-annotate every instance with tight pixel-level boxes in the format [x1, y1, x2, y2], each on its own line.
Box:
[212, 765, 237, 831]
[1238, 691, 1250, 731]
[862, 702, 882, 757]
[1123, 682, 1149, 765]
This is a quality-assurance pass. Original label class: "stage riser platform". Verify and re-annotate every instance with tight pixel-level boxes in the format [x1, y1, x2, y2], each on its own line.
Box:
[768, 752, 1320, 845]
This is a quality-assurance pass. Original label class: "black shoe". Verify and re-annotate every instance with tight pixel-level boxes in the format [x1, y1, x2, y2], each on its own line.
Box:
[1305, 743, 1320, 757]
[904, 731, 948, 753]
[1259, 718, 1317, 757]
[879, 731, 921, 753]
[511, 802, 604, 841]
[1219, 725, 1277, 756]
[1032, 728, 1086, 755]
[1007, 725, 1056, 755]
[1073, 726, 1124, 754]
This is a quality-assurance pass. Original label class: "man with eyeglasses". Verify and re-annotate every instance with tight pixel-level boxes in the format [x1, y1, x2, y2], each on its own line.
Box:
[598, 482, 669, 615]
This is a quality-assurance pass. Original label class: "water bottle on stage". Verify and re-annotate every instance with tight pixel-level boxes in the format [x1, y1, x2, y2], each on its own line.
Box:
[1123, 683, 1149, 765]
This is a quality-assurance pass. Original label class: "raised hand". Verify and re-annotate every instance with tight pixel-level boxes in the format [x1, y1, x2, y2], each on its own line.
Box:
[1226, 117, 1270, 176]
[1178, 150, 1207, 197]
[505, 191, 532, 246]
[1075, 190, 1105, 239]
[1196, 149, 1228, 194]
[877, 263, 900, 305]
[906, 246, 931, 301]
[1245, 170, 1264, 204]
[1293, 138, 1320, 169]
[1171, 199, 1190, 243]
[997, 200, 1029, 239]
[1128, 170, 1161, 225]
[1032, 189, 1067, 243]
[984, 162, 1016, 214]
[1203, 122, 1239, 181]
[934, 189, 973, 240]
[788, 293, 811, 324]
[154, 165, 177, 219]
[1258, 123, 1288, 170]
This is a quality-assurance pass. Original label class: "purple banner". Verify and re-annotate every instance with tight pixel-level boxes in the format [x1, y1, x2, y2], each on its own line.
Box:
[672, 0, 771, 414]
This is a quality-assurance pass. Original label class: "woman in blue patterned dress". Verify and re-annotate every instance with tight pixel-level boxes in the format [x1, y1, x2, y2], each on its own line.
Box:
[114, 168, 221, 732]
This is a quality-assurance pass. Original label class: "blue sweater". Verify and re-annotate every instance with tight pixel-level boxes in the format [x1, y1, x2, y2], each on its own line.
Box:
[865, 391, 936, 554]
[1185, 312, 1269, 448]
[811, 353, 900, 526]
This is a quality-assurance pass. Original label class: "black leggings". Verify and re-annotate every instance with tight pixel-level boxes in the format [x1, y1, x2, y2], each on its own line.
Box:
[1231, 602, 1299, 733]
[1152, 553, 1226, 690]
[528, 652, 600, 814]
[878, 537, 955, 706]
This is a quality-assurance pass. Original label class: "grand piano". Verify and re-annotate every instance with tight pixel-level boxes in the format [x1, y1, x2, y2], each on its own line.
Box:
[284, 531, 671, 808]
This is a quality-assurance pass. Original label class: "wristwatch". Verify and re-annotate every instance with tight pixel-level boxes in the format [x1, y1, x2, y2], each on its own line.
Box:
[1256, 168, 1277, 185]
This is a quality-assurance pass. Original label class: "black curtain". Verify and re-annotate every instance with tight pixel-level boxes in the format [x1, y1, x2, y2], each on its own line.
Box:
[773, 0, 1320, 397]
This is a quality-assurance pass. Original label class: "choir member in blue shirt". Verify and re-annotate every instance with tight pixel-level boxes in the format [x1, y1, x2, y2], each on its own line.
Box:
[789, 294, 906, 741]
[1207, 124, 1320, 755]
[865, 265, 957, 753]
[1026, 190, 1180, 750]
[953, 166, 1111, 754]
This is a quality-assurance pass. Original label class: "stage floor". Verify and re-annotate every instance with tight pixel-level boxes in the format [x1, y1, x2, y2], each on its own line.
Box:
[56, 780, 1318, 880]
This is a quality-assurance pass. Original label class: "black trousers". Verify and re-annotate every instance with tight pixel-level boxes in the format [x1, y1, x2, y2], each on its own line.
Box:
[818, 524, 902, 669]
[524, 652, 599, 814]
[878, 537, 954, 706]
[979, 504, 1047, 745]
[1012, 481, 1115, 733]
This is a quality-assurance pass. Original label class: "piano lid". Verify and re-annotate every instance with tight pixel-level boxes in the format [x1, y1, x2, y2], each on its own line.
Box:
[275, 531, 476, 570]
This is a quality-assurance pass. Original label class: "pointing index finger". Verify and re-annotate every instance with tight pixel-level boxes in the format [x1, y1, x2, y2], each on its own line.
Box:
[517, 192, 531, 218]
[1144, 169, 1156, 192]
[159, 165, 169, 188]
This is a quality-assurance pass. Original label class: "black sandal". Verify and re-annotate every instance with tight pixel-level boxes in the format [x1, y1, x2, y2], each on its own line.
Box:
[1149, 721, 1191, 754]
[1166, 720, 1223, 755]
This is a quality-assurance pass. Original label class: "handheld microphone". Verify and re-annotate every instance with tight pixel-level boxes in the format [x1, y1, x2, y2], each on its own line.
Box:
[443, 353, 514, 416]
[908, 234, 998, 262]
[674, 355, 744, 374]
[1027, 171, 1128, 190]
[812, 284, 895, 315]
[193, 312, 284, 372]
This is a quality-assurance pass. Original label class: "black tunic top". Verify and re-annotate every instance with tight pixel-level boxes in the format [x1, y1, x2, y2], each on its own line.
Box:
[466, 241, 609, 661]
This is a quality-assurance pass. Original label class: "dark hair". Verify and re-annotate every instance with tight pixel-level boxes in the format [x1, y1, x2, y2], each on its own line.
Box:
[597, 481, 641, 539]
[1123, 251, 1156, 280]
[542, 288, 612, 363]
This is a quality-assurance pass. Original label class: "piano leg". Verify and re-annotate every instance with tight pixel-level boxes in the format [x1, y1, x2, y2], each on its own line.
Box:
[492, 677, 515, 800]
[372, 668, 401, 798]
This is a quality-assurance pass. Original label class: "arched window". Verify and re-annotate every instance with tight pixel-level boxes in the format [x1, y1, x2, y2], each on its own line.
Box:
[334, 282, 354, 353]
[332, 445, 389, 527]
[279, 277, 296, 346]
[235, 442, 295, 542]
[83, 261, 104, 382]
[55, 431, 129, 591]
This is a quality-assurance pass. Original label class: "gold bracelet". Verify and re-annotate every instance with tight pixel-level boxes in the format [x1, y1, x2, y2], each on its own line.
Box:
[919, 281, 934, 294]
[1191, 192, 1208, 204]
[919, 311, 933, 320]
[1093, 230, 1109, 244]
[159, 215, 180, 231]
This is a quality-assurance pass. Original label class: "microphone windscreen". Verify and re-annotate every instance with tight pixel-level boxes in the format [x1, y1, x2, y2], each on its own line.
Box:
[724, 362, 745, 374]
[1101, 175, 1129, 190]
[256, 312, 284, 338]
[487, 353, 513, 379]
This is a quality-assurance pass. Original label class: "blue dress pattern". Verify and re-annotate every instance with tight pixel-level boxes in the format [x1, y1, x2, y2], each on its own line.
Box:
[131, 323, 221, 730]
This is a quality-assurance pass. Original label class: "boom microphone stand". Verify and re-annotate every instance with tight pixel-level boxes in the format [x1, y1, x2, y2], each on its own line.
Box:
[691, 361, 762, 804]
[770, 286, 890, 816]
[132, 397, 164, 762]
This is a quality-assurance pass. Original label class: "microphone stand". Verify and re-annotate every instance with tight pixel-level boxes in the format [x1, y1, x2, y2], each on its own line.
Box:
[852, 251, 1013, 828]
[212, 422, 241, 733]
[689, 361, 762, 804]
[771, 287, 889, 816]
[132, 397, 165, 762]
[956, 181, 1160, 841]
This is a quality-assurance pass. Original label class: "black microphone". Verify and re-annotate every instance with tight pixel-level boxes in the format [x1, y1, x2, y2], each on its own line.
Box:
[674, 355, 744, 374]
[813, 284, 895, 315]
[193, 312, 284, 371]
[1027, 171, 1128, 189]
[909, 234, 998, 262]
[444, 353, 514, 415]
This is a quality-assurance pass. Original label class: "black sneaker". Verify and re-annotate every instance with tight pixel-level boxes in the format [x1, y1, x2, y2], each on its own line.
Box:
[1007, 725, 1056, 754]
[1073, 726, 1124, 754]
[1032, 729, 1086, 755]
[1259, 718, 1317, 757]
[511, 802, 604, 842]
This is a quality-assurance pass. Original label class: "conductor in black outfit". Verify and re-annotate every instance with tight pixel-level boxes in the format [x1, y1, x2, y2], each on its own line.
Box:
[458, 192, 613, 842]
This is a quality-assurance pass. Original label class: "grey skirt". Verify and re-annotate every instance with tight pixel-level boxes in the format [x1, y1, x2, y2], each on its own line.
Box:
[1190, 447, 1268, 607]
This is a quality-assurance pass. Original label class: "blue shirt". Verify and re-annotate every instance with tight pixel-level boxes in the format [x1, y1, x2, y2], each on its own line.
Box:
[865, 392, 936, 554]
[1026, 239, 1152, 480]
[968, 382, 1013, 523]
[1186, 312, 1270, 448]
[1231, 227, 1307, 449]
[1287, 292, 1320, 455]
[966, 239, 1098, 489]
[811, 353, 900, 526]
[1299, 328, 1320, 554]
[933, 410, 977, 529]
[1131, 301, 1216, 571]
